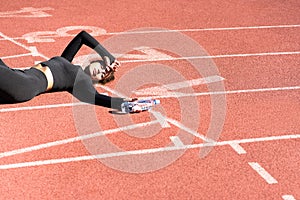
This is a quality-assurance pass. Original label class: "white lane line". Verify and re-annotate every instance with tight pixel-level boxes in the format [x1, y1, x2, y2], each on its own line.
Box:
[229, 143, 247, 154]
[1, 53, 32, 60]
[160, 112, 243, 154]
[34, 61, 42, 65]
[134, 75, 224, 96]
[282, 195, 296, 200]
[0, 120, 159, 159]
[0, 133, 299, 170]
[150, 111, 171, 128]
[0, 102, 85, 113]
[3, 50, 300, 65]
[166, 117, 212, 142]
[97, 85, 127, 98]
[28, 46, 40, 57]
[1, 85, 299, 113]
[248, 162, 278, 184]
[108, 24, 300, 35]
[170, 136, 184, 147]
[4, 49, 300, 69]
[227, 134, 300, 144]
[146, 85, 300, 99]
[0, 7, 54, 17]
[0, 32, 49, 60]
[120, 51, 300, 63]
[1, 24, 300, 42]
[134, 46, 174, 60]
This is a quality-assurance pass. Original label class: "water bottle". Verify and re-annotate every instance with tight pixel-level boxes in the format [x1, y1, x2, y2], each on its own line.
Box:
[121, 99, 160, 113]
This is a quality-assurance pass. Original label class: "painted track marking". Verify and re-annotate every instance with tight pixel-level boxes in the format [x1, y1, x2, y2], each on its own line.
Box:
[166, 117, 211, 142]
[120, 51, 300, 63]
[282, 195, 296, 200]
[134, 75, 224, 96]
[0, 85, 299, 113]
[0, 120, 159, 159]
[0, 132, 299, 169]
[170, 136, 184, 147]
[108, 24, 300, 35]
[0, 103, 84, 113]
[146, 85, 300, 99]
[229, 143, 247, 154]
[0, 7, 53, 18]
[1, 24, 300, 42]
[248, 162, 278, 184]
[151, 111, 171, 128]
[3, 50, 300, 66]
[1, 53, 32, 60]
[0, 25, 298, 198]
[0, 32, 49, 60]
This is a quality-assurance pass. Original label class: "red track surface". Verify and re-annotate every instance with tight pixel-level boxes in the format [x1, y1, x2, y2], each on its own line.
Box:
[0, 0, 299, 199]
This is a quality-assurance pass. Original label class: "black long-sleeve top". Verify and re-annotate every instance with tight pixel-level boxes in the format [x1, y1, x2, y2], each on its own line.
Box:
[0, 31, 125, 109]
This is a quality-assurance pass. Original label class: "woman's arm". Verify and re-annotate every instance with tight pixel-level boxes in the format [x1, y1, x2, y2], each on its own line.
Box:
[61, 31, 115, 63]
[71, 70, 125, 110]
[74, 86, 125, 110]
[95, 93, 125, 110]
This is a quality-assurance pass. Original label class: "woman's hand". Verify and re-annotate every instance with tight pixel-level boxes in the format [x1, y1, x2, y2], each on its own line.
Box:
[103, 56, 120, 72]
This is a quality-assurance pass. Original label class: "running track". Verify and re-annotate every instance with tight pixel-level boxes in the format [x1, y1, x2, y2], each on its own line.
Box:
[0, 1, 299, 199]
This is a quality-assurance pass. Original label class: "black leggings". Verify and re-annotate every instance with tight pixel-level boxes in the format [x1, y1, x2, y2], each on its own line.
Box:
[0, 59, 47, 104]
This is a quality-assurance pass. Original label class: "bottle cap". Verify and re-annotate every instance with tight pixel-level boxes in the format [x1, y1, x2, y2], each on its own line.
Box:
[153, 99, 160, 105]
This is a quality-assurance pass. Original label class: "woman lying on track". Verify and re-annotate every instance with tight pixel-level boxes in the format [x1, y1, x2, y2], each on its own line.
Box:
[0, 31, 145, 112]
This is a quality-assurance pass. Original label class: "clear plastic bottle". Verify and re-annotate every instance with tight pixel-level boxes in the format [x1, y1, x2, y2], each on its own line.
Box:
[121, 99, 160, 113]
